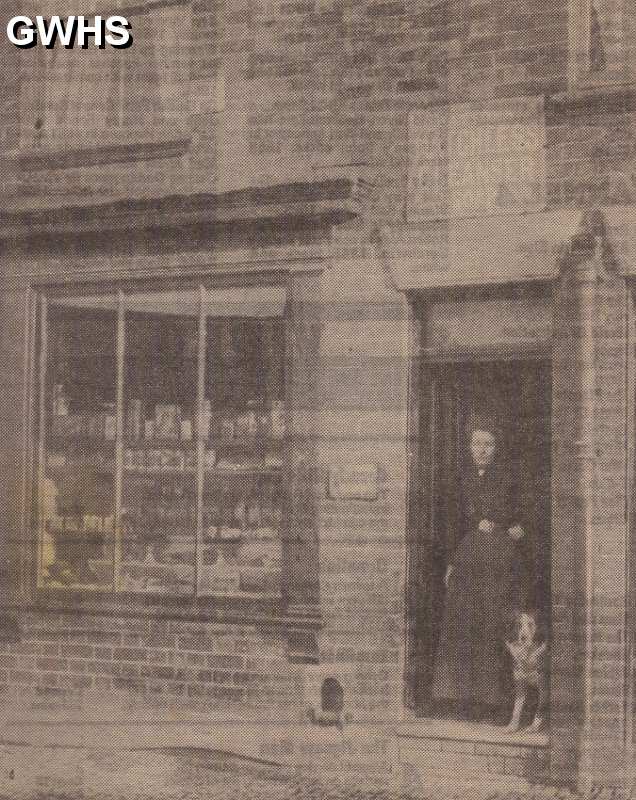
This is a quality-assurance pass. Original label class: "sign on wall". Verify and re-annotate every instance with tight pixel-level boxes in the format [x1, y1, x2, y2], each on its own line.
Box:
[407, 97, 546, 222]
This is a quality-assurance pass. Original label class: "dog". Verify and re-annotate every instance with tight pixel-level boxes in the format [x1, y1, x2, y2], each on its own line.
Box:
[505, 610, 548, 733]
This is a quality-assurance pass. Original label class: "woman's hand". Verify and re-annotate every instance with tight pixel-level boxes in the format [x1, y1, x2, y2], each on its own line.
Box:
[478, 519, 495, 534]
[508, 524, 525, 541]
[444, 565, 454, 588]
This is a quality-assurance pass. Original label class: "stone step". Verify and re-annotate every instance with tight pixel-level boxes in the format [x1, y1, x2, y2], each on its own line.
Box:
[394, 722, 550, 786]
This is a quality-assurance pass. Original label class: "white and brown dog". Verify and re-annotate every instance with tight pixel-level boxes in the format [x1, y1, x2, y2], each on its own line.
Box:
[505, 610, 548, 733]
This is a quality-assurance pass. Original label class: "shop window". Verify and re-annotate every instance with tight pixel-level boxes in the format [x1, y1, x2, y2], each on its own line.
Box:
[23, 0, 191, 153]
[568, 0, 635, 88]
[36, 285, 287, 599]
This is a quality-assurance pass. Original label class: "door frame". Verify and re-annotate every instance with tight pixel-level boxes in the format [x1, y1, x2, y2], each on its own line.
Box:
[404, 289, 553, 717]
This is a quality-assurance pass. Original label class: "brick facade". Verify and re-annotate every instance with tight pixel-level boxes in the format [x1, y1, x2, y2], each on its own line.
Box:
[0, 0, 634, 795]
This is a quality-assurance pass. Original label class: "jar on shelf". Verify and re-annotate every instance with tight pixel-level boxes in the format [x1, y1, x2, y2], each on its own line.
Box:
[220, 416, 235, 441]
[271, 401, 285, 439]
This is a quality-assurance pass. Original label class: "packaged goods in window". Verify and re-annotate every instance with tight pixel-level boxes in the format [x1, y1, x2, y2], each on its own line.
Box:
[53, 384, 69, 416]
[165, 534, 194, 565]
[104, 414, 117, 441]
[198, 564, 241, 595]
[201, 399, 212, 439]
[246, 497, 260, 528]
[51, 413, 87, 438]
[184, 450, 197, 471]
[85, 413, 104, 439]
[271, 400, 285, 439]
[147, 449, 162, 470]
[46, 452, 67, 469]
[233, 499, 247, 529]
[39, 291, 286, 601]
[219, 416, 235, 441]
[204, 525, 218, 540]
[118, 561, 194, 596]
[126, 399, 142, 440]
[155, 403, 181, 440]
[264, 452, 283, 469]
[258, 411, 271, 437]
[236, 538, 282, 594]
[40, 476, 114, 589]
[235, 410, 258, 438]
[120, 471, 196, 594]
[180, 418, 192, 441]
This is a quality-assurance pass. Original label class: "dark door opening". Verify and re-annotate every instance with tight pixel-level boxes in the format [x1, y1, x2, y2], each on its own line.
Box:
[405, 359, 552, 717]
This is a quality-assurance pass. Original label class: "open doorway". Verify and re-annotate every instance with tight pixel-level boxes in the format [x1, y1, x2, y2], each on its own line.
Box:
[405, 359, 552, 721]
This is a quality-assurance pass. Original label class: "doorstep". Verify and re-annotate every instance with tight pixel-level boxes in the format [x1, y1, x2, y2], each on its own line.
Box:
[394, 718, 550, 788]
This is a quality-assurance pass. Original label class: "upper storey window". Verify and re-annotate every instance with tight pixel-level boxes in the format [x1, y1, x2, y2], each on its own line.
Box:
[22, 0, 191, 152]
[569, 0, 635, 88]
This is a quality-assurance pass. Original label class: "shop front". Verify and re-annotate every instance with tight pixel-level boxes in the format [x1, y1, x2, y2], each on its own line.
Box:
[0, 193, 634, 795]
[0, 178, 361, 727]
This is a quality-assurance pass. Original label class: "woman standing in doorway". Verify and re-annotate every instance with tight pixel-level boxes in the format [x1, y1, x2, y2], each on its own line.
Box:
[431, 422, 528, 722]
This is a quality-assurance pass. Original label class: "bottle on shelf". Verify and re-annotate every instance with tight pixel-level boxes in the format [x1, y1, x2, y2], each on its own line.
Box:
[126, 399, 142, 441]
[53, 384, 69, 417]
[271, 400, 285, 439]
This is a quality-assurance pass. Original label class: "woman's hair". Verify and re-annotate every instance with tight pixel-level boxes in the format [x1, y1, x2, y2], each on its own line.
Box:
[467, 416, 500, 441]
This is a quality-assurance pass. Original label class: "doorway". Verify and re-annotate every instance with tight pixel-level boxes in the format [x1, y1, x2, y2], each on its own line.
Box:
[405, 359, 552, 717]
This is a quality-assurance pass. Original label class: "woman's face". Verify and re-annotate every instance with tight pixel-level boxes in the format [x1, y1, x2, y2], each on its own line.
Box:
[470, 430, 496, 467]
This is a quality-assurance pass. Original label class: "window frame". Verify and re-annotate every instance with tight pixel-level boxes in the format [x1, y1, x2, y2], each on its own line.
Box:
[568, 0, 635, 91]
[29, 273, 298, 622]
[18, 0, 194, 166]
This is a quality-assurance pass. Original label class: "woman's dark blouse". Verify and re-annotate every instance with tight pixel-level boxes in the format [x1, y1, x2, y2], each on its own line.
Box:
[450, 462, 522, 562]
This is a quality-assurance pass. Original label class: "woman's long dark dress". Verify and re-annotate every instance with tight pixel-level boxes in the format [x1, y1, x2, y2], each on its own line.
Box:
[432, 463, 525, 707]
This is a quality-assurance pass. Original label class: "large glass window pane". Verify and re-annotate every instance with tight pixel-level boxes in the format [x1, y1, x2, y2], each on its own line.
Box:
[199, 286, 286, 597]
[119, 291, 198, 596]
[39, 297, 117, 590]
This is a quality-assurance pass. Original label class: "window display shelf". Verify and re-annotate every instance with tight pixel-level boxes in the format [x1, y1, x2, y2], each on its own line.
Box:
[45, 463, 116, 475]
[120, 559, 195, 570]
[124, 466, 198, 475]
[40, 557, 114, 590]
[46, 435, 117, 447]
[125, 440, 197, 447]
[37, 287, 289, 601]
[209, 437, 284, 448]
[204, 466, 282, 477]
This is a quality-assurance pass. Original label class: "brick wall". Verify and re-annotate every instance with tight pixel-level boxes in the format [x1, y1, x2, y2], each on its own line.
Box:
[0, 612, 302, 720]
[550, 231, 630, 791]
[0, 0, 570, 208]
[313, 225, 409, 722]
[3, 1, 633, 227]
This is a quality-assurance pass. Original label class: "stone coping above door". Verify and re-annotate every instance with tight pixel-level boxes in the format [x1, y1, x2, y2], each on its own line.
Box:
[379, 205, 636, 291]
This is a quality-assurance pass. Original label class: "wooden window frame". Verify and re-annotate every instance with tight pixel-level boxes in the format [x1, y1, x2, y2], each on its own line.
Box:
[568, 0, 635, 91]
[17, 0, 194, 168]
[25, 271, 320, 627]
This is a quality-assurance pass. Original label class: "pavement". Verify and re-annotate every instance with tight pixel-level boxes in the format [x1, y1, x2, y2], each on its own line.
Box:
[0, 739, 590, 800]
